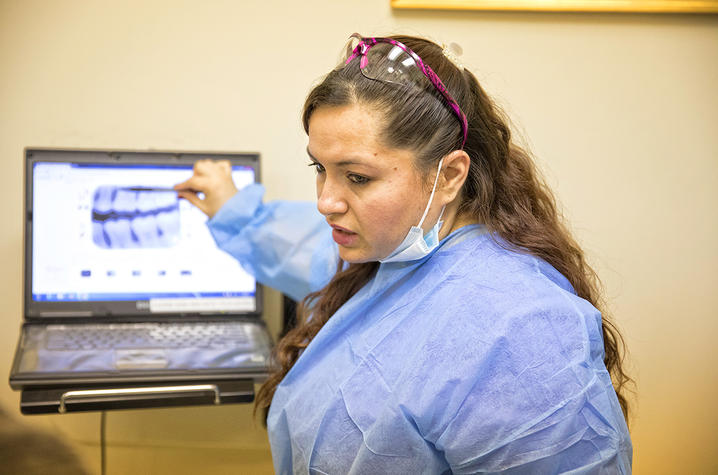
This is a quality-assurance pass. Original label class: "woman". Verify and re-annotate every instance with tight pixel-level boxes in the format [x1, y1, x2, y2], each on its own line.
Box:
[177, 34, 632, 474]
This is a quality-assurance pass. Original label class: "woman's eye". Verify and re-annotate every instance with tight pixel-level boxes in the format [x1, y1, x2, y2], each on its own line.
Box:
[307, 162, 325, 173]
[347, 174, 369, 185]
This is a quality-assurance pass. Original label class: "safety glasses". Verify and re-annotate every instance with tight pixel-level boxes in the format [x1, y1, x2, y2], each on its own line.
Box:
[345, 34, 468, 148]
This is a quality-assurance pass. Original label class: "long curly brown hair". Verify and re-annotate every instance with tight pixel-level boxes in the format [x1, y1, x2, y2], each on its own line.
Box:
[255, 34, 631, 423]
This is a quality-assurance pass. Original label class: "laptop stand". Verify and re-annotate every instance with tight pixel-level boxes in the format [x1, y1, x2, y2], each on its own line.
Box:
[19, 378, 255, 414]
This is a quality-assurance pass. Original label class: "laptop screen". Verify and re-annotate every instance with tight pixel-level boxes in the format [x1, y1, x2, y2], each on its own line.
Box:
[25, 150, 261, 318]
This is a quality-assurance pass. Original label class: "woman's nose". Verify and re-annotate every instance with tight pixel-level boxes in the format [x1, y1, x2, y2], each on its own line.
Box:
[317, 178, 348, 216]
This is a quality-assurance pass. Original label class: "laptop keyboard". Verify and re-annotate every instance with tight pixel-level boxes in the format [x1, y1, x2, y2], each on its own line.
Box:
[45, 322, 250, 350]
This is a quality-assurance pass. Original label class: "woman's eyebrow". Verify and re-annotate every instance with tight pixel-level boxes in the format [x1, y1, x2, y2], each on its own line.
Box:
[305, 148, 373, 168]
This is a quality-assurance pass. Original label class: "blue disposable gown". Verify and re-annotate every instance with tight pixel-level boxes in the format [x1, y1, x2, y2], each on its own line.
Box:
[208, 184, 633, 474]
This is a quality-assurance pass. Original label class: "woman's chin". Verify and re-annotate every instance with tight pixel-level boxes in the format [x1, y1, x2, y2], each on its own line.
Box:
[338, 248, 379, 264]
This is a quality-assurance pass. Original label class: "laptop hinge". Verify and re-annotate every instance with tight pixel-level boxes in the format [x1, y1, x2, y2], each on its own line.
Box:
[38, 311, 94, 317]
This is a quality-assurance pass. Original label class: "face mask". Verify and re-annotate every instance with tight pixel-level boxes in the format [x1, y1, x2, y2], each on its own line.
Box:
[380, 158, 445, 263]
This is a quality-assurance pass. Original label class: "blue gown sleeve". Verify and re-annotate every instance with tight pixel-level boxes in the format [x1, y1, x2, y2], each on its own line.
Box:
[206, 184, 338, 302]
[437, 370, 632, 474]
[431, 300, 633, 474]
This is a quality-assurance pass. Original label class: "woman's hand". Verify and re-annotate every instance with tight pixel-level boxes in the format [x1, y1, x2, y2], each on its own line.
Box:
[174, 159, 238, 218]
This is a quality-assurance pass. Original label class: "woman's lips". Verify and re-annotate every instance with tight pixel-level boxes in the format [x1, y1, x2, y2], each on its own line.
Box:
[331, 225, 358, 246]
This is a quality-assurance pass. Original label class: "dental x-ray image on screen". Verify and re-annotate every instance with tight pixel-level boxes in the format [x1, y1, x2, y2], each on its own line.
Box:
[92, 186, 181, 249]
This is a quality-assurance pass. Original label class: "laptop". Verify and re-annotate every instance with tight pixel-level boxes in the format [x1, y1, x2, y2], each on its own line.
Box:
[9, 149, 273, 412]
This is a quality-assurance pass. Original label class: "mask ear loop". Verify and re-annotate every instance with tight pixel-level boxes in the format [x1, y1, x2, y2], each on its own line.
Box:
[417, 157, 445, 229]
[437, 205, 446, 224]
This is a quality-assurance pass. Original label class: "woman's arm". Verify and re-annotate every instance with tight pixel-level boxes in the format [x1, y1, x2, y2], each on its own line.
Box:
[207, 184, 337, 301]
[431, 300, 633, 474]
[175, 159, 338, 301]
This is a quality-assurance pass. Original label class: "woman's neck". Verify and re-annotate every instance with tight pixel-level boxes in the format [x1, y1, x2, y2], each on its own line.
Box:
[439, 204, 480, 240]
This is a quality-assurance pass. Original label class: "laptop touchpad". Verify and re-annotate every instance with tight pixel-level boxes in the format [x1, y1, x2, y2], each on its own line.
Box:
[115, 349, 168, 369]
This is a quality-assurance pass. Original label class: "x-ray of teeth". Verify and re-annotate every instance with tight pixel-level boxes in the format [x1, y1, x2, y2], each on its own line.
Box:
[92, 186, 180, 249]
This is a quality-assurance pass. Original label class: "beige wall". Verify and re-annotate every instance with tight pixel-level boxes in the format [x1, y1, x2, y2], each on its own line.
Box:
[1, 1, 716, 473]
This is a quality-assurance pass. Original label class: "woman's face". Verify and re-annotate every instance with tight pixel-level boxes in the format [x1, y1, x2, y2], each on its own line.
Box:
[307, 103, 438, 263]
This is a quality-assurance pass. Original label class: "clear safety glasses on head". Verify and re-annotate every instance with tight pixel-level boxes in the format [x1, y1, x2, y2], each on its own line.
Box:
[344, 34, 468, 149]
[380, 157, 446, 263]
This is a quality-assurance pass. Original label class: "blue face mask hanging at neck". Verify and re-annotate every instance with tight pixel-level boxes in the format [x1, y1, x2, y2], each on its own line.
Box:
[380, 158, 446, 263]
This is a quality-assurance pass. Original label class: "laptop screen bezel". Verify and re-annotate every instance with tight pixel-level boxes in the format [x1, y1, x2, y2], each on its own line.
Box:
[24, 148, 263, 321]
